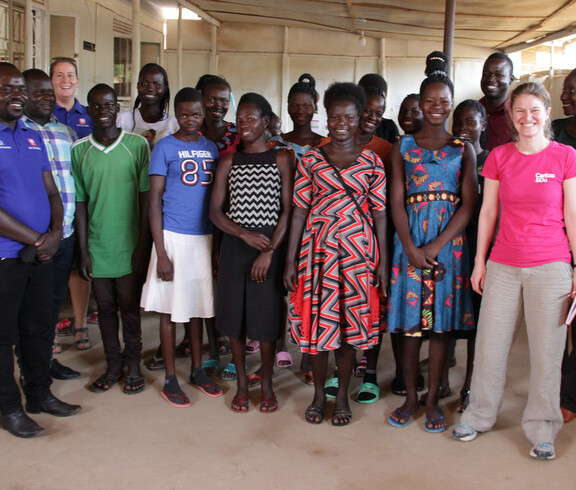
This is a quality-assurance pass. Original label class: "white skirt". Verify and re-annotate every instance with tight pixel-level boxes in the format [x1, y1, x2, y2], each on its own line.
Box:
[141, 230, 214, 322]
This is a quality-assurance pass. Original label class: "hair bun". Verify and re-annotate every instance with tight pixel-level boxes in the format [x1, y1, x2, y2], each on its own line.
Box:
[299, 73, 316, 88]
[425, 51, 448, 77]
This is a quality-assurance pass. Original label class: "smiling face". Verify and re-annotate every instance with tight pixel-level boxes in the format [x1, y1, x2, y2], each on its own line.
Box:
[327, 100, 359, 142]
[359, 94, 384, 136]
[452, 106, 485, 145]
[420, 82, 452, 127]
[560, 73, 576, 117]
[137, 67, 166, 108]
[175, 100, 203, 138]
[287, 92, 315, 128]
[481, 58, 513, 102]
[0, 67, 27, 126]
[87, 88, 119, 131]
[398, 97, 422, 135]
[203, 83, 230, 123]
[51, 61, 79, 103]
[236, 103, 268, 144]
[24, 76, 55, 123]
[511, 93, 551, 140]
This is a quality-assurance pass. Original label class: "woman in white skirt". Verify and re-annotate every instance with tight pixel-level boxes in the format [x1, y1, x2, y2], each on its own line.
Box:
[141, 87, 223, 407]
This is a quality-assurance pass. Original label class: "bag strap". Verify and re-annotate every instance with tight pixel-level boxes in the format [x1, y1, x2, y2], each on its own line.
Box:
[319, 147, 370, 223]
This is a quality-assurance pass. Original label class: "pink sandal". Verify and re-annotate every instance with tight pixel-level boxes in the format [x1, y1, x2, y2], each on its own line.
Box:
[245, 340, 260, 354]
[276, 350, 293, 369]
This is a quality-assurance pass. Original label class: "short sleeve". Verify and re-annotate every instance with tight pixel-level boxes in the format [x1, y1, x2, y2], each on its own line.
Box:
[293, 151, 314, 208]
[368, 152, 387, 211]
[136, 138, 150, 192]
[562, 144, 576, 180]
[149, 139, 168, 177]
[481, 148, 501, 181]
[71, 145, 87, 202]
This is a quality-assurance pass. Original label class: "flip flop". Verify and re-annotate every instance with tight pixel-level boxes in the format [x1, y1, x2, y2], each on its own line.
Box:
[331, 408, 352, 427]
[388, 407, 415, 427]
[305, 405, 324, 424]
[201, 359, 219, 377]
[245, 340, 260, 354]
[248, 372, 262, 388]
[190, 379, 223, 398]
[324, 377, 339, 398]
[147, 354, 165, 371]
[356, 382, 380, 404]
[123, 375, 145, 395]
[260, 395, 278, 413]
[424, 408, 447, 433]
[276, 350, 293, 369]
[161, 389, 191, 408]
[221, 362, 238, 381]
[231, 395, 249, 413]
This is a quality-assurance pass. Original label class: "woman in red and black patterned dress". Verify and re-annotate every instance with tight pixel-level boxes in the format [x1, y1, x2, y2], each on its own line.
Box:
[284, 82, 388, 426]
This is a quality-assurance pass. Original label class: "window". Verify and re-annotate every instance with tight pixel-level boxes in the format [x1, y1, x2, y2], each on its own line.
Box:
[114, 37, 132, 97]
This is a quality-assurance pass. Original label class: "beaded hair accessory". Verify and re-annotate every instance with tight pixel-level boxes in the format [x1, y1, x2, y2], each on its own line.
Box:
[430, 70, 447, 76]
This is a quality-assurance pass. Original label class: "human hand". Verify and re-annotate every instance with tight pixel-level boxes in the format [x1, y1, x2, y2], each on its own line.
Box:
[283, 262, 298, 292]
[375, 263, 388, 297]
[156, 254, 174, 281]
[251, 250, 273, 283]
[406, 245, 438, 270]
[470, 262, 486, 295]
[239, 231, 271, 251]
[35, 230, 62, 260]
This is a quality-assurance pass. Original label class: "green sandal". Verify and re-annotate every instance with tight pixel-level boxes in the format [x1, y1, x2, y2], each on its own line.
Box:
[221, 362, 238, 381]
[356, 382, 380, 404]
[202, 359, 219, 377]
[324, 377, 339, 399]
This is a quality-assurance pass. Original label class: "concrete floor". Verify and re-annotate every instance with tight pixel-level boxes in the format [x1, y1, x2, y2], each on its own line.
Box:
[3, 309, 576, 489]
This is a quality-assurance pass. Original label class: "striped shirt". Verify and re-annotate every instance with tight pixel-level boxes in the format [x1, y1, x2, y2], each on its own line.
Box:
[21, 115, 78, 239]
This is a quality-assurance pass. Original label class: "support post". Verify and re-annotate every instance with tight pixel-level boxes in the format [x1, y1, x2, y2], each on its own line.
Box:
[443, 0, 455, 77]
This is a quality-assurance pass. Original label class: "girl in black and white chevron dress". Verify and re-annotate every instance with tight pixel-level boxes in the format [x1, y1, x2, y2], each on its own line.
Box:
[210, 93, 293, 414]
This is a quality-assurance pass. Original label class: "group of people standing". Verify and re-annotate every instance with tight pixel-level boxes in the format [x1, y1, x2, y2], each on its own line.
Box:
[0, 49, 574, 462]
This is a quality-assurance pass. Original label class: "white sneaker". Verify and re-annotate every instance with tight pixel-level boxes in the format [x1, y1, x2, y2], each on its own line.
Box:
[529, 442, 555, 460]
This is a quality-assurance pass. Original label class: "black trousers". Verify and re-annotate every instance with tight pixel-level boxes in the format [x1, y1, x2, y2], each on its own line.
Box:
[0, 258, 53, 414]
[92, 273, 142, 371]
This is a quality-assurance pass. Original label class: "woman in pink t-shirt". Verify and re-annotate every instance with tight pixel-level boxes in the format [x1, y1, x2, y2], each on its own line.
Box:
[452, 82, 576, 461]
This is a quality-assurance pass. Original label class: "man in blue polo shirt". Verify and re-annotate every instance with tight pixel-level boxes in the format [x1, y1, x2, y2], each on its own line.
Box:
[0, 63, 81, 439]
[50, 57, 93, 138]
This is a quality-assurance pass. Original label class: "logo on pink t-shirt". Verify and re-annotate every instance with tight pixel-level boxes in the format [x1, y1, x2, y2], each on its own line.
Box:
[535, 173, 555, 183]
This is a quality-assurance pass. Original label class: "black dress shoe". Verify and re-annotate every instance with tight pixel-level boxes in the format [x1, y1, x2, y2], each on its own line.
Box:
[49, 359, 80, 380]
[0, 409, 45, 438]
[26, 393, 82, 417]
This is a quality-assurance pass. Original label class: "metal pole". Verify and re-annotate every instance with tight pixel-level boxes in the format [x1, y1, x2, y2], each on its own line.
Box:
[131, 0, 141, 105]
[443, 0, 455, 78]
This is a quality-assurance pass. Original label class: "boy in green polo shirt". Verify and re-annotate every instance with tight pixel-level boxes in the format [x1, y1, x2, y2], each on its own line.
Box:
[72, 84, 150, 395]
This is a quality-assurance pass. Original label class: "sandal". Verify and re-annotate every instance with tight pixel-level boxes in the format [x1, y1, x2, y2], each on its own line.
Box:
[221, 362, 238, 381]
[388, 407, 415, 427]
[260, 395, 278, 413]
[324, 377, 339, 398]
[147, 354, 165, 371]
[331, 408, 352, 427]
[424, 408, 447, 433]
[161, 389, 191, 408]
[52, 340, 62, 355]
[123, 375, 145, 395]
[56, 318, 72, 336]
[231, 395, 249, 413]
[457, 389, 470, 413]
[201, 359, 219, 377]
[90, 372, 120, 393]
[303, 371, 314, 385]
[176, 338, 191, 357]
[276, 350, 293, 369]
[73, 327, 91, 351]
[248, 372, 262, 388]
[305, 405, 325, 424]
[190, 376, 223, 398]
[217, 337, 231, 355]
[245, 340, 260, 354]
[356, 382, 380, 404]
[354, 356, 367, 377]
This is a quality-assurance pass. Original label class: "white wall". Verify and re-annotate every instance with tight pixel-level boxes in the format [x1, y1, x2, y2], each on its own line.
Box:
[165, 20, 495, 134]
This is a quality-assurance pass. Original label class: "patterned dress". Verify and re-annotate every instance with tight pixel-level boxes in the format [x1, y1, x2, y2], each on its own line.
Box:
[387, 135, 474, 336]
[215, 149, 285, 342]
[289, 148, 387, 354]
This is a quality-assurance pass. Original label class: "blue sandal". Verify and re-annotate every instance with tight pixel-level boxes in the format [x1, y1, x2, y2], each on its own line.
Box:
[424, 408, 446, 433]
[221, 362, 238, 381]
[202, 359, 219, 377]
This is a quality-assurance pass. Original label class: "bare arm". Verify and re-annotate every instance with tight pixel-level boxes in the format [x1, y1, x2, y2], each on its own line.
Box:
[470, 177, 500, 294]
[209, 154, 271, 251]
[283, 206, 309, 291]
[149, 175, 172, 281]
[35, 170, 63, 261]
[131, 190, 151, 275]
[75, 201, 91, 280]
[563, 177, 576, 294]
